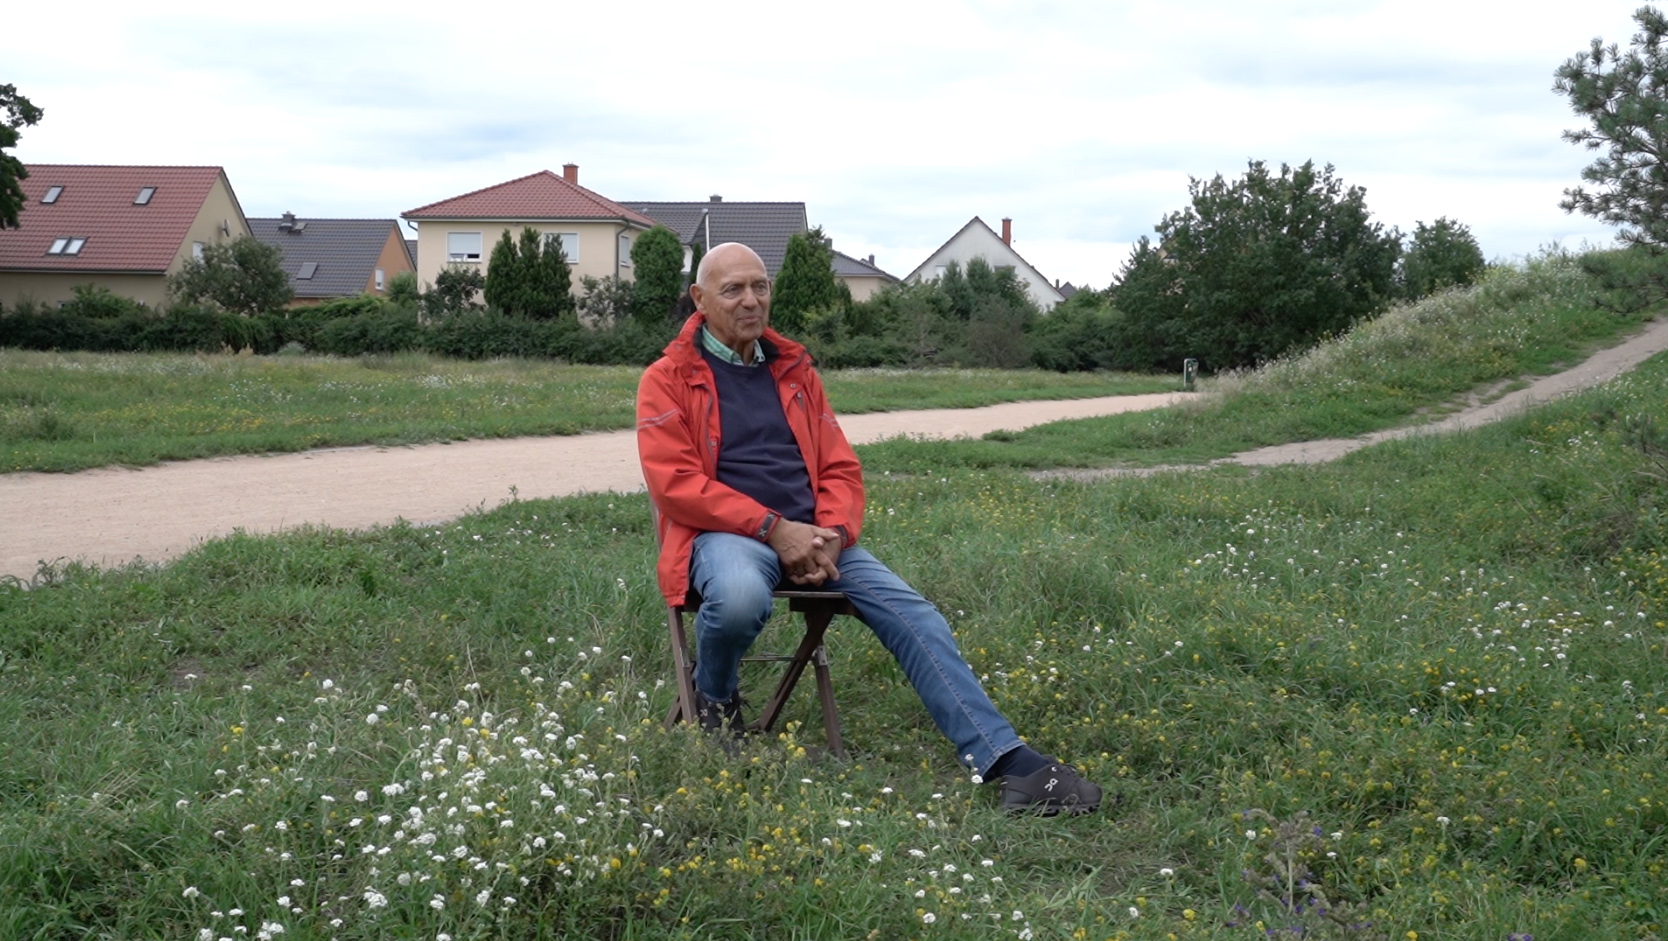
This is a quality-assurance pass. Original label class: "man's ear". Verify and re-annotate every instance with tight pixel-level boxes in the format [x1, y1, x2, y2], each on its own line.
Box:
[688, 282, 704, 312]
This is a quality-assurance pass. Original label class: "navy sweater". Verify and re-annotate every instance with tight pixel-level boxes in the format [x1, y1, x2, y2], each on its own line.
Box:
[702, 348, 817, 524]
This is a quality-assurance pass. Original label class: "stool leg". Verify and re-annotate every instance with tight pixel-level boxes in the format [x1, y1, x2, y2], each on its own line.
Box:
[812, 643, 844, 758]
[752, 606, 833, 737]
[664, 607, 699, 731]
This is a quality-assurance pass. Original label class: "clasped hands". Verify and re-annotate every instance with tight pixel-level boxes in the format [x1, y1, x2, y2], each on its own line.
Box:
[766, 519, 843, 586]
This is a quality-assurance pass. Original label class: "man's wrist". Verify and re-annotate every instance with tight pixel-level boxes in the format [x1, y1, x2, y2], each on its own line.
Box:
[755, 511, 782, 542]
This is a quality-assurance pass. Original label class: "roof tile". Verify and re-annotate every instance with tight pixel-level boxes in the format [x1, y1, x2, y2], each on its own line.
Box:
[403, 170, 657, 228]
[625, 200, 808, 275]
[249, 217, 407, 298]
[0, 165, 229, 273]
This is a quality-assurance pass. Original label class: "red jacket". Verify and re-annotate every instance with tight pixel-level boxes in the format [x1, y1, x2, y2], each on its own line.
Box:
[636, 314, 865, 606]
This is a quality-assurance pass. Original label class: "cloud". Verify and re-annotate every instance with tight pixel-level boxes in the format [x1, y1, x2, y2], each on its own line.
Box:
[4, 0, 1647, 287]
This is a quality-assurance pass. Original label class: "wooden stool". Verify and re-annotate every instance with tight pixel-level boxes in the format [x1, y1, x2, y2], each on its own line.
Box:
[664, 588, 855, 757]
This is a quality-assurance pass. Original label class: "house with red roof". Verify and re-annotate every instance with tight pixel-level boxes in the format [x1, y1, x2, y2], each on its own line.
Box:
[401, 166, 657, 294]
[0, 165, 252, 310]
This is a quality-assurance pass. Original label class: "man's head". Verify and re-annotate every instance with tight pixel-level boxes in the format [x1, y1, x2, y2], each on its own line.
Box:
[691, 242, 771, 357]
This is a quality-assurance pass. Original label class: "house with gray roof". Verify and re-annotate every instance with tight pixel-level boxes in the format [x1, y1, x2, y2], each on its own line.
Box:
[625, 196, 899, 298]
[249, 214, 415, 305]
[624, 196, 807, 276]
[831, 249, 900, 301]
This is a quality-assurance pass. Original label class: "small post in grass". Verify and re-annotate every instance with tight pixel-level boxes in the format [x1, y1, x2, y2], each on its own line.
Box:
[1182, 358, 1198, 390]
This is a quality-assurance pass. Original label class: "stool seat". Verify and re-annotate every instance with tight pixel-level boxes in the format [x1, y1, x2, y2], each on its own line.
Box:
[664, 587, 855, 757]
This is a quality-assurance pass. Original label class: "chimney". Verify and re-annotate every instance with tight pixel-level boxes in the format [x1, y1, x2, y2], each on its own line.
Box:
[278, 211, 296, 232]
[1001, 217, 1012, 245]
[867, 254, 875, 265]
[562, 164, 579, 184]
[709, 194, 722, 203]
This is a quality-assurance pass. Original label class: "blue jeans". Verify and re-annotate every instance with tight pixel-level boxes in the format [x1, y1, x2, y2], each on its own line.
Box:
[688, 531, 1023, 776]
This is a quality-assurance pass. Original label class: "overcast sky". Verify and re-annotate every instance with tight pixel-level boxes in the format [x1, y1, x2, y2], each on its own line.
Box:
[7, 1, 1643, 289]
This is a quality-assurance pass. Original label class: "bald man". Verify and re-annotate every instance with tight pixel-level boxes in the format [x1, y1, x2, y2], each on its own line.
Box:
[636, 243, 1102, 815]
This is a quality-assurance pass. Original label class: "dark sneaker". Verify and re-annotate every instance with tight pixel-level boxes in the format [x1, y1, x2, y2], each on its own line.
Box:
[695, 690, 747, 739]
[999, 762, 1103, 816]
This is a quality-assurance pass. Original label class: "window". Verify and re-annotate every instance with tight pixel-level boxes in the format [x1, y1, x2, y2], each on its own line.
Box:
[447, 231, 483, 262]
[134, 187, 156, 205]
[619, 233, 633, 266]
[47, 238, 69, 254]
[544, 231, 579, 262]
[193, 242, 206, 260]
[42, 186, 62, 204]
[933, 265, 948, 280]
[46, 237, 85, 256]
[65, 238, 85, 255]
[374, 267, 386, 291]
[297, 262, 318, 280]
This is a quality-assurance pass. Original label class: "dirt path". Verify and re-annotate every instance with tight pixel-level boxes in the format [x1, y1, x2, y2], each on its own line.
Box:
[1043, 315, 1668, 480]
[0, 392, 1192, 582]
[9, 316, 1666, 584]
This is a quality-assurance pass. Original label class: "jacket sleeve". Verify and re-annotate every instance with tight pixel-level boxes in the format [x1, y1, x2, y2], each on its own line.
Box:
[636, 361, 777, 540]
[803, 368, 865, 547]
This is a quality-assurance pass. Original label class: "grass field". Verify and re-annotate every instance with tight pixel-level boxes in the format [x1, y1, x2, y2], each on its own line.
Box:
[0, 352, 1174, 474]
[1, 253, 1666, 939]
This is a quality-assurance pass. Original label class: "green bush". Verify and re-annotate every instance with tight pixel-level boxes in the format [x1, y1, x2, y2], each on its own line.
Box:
[563, 315, 675, 366]
[268, 296, 388, 351]
[0, 302, 277, 353]
[424, 310, 572, 360]
[805, 333, 910, 369]
[1027, 299, 1124, 371]
[0, 306, 130, 350]
[313, 310, 423, 356]
[137, 305, 277, 353]
[61, 284, 150, 320]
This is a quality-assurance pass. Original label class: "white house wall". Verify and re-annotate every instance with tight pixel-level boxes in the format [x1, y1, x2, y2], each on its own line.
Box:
[908, 224, 1064, 311]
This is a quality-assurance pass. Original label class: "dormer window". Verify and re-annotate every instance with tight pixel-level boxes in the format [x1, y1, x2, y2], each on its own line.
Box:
[42, 186, 62, 204]
[47, 237, 86, 256]
[297, 262, 317, 280]
[135, 187, 156, 205]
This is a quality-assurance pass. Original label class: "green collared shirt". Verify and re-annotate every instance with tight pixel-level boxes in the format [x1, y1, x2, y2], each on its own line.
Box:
[699, 325, 766, 366]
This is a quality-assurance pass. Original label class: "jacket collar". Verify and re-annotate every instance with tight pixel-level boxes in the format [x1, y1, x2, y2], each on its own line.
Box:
[664, 313, 808, 370]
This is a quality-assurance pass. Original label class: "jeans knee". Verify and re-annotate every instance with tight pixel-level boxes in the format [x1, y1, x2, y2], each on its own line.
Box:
[699, 581, 774, 644]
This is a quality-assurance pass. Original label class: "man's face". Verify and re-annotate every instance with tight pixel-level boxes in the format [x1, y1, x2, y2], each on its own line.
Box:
[693, 245, 771, 355]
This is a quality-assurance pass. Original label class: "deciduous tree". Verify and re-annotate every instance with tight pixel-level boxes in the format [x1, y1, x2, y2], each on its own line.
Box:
[1, 83, 44, 230]
[1111, 160, 1400, 372]
[167, 235, 293, 315]
[1555, 6, 1668, 248]
[422, 265, 485, 318]
[1399, 217, 1486, 300]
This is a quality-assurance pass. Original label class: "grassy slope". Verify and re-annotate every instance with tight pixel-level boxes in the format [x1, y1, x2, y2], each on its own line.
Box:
[0, 352, 1174, 473]
[862, 256, 1657, 472]
[1, 256, 1665, 939]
